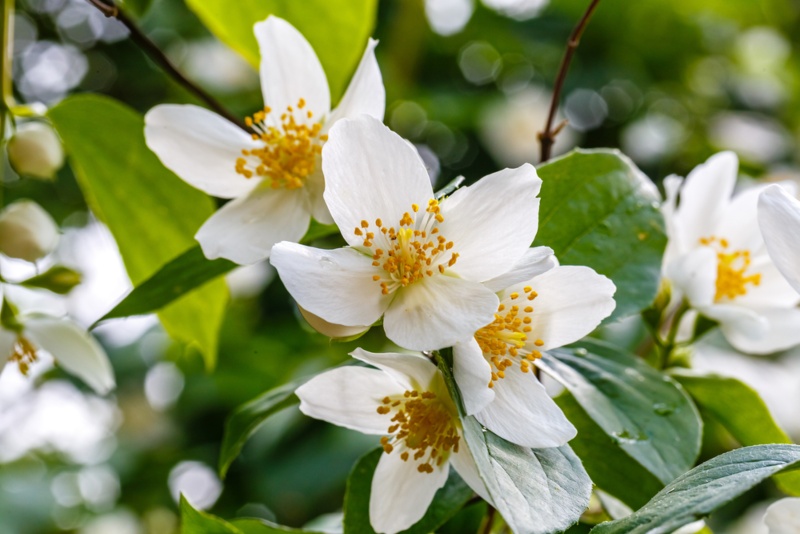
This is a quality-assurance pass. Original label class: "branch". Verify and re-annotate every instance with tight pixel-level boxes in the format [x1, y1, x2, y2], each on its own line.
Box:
[85, 0, 248, 131]
[538, 0, 601, 163]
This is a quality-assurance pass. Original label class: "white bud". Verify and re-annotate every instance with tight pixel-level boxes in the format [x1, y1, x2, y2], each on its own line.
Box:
[7, 122, 65, 180]
[765, 498, 800, 534]
[0, 200, 60, 262]
[298, 305, 369, 340]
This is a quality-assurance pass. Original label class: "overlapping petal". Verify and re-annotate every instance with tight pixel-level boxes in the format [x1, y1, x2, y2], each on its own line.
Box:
[326, 38, 385, 126]
[453, 338, 494, 415]
[759, 184, 800, 295]
[482, 246, 556, 293]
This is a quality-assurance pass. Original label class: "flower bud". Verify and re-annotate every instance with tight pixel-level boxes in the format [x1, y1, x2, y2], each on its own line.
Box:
[0, 200, 60, 262]
[7, 122, 65, 180]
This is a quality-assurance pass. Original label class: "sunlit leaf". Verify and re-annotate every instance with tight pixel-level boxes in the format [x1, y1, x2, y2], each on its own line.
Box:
[180, 495, 242, 534]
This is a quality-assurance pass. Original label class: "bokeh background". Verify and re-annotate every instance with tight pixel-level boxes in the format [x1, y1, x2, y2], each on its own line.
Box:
[2, 0, 800, 532]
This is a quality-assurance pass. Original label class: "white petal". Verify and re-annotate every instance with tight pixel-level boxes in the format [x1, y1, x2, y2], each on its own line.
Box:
[736, 256, 800, 309]
[674, 151, 738, 247]
[383, 276, 498, 351]
[297, 306, 370, 339]
[452, 338, 494, 415]
[439, 165, 541, 282]
[482, 246, 556, 293]
[25, 317, 115, 395]
[665, 247, 718, 307]
[518, 266, 616, 351]
[144, 105, 259, 199]
[295, 366, 403, 435]
[715, 307, 800, 355]
[270, 242, 392, 326]
[327, 38, 385, 125]
[0, 327, 16, 359]
[369, 448, 449, 534]
[350, 348, 438, 392]
[196, 187, 310, 265]
[449, 446, 494, 505]
[322, 116, 434, 248]
[303, 166, 334, 224]
[759, 184, 800, 295]
[255, 17, 330, 121]
[700, 304, 768, 351]
[661, 174, 684, 263]
[475, 366, 576, 448]
[764, 497, 800, 534]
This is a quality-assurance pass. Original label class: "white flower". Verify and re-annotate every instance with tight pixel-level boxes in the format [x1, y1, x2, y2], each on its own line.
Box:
[144, 16, 385, 265]
[0, 200, 60, 262]
[764, 498, 800, 534]
[271, 116, 544, 351]
[758, 184, 800, 295]
[1, 294, 114, 395]
[6, 121, 65, 180]
[295, 349, 488, 534]
[453, 262, 616, 447]
[662, 152, 800, 354]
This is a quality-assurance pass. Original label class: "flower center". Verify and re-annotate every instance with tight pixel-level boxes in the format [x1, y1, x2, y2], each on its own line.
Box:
[8, 335, 37, 375]
[699, 236, 762, 302]
[474, 286, 544, 388]
[355, 199, 459, 295]
[235, 98, 327, 190]
[376, 389, 460, 473]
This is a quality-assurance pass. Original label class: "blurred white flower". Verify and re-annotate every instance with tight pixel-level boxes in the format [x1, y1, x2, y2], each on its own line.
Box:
[765, 497, 800, 534]
[145, 16, 385, 265]
[709, 112, 791, 165]
[662, 152, 800, 354]
[6, 122, 65, 180]
[0, 200, 59, 262]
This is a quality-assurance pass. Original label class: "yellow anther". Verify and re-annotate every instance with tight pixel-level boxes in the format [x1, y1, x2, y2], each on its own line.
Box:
[700, 236, 762, 302]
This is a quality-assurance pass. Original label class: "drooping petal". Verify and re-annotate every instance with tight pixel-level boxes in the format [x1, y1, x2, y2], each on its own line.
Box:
[196, 187, 310, 265]
[482, 246, 556, 293]
[254, 16, 331, 121]
[714, 307, 800, 355]
[350, 348, 437, 393]
[369, 448, 449, 534]
[475, 365, 576, 448]
[449, 446, 494, 505]
[144, 104, 260, 199]
[297, 306, 370, 340]
[438, 164, 541, 282]
[322, 117, 433, 248]
[759, 184, 800, 295]
[295, 366, 403, 435]
[303, 166, 334, 224]
[673, 151, 738, 246]
[699, 304, 768, 353]
[326, 38, 385, 126]
[25, 317, 115, 395]
[383, 275, 498, 351]
[764, 497, 800, 534]
[516, 265, 616, 351]
[270, 242, 392, 327]
[452, 338, 494, 416]
[665, 247, 718, 307]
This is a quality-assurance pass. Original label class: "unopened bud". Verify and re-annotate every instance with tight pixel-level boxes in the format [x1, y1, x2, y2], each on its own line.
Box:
[298, 305, 369, 341]
[0, 200, 60, 262]
[7, 122, 65, 180]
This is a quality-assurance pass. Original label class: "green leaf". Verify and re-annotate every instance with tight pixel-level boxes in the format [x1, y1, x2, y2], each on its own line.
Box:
[48, 94, 228, 370]
[590, 444, 800, 534]
[183, 0, 378, 103]
[230, 518, 325, 534]
[219, 380, 303, 478]
[535, 149, 667, 321]
[343, 448, 474, 534]
[121, 0, 154, 17]
[18, 265, 81, 294]
[433, 350, 591, 534]
[180, 495, 242, 534]
[556, 393, 664, 509]
[539, 339, 702, 485]
[672, 370, 800, 495]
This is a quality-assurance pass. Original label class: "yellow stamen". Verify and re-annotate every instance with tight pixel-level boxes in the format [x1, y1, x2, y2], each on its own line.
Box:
[700, 236, 762, 302]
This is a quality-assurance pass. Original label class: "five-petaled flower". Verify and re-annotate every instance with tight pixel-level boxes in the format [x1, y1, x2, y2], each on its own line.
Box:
[145, 16, 385, 264]
[662, 152, 800, 354]
[295, 349, 488, 534]
[271, 115, 546, 351]
[758, 184, 800, 297]
[453, 260, 616, 447]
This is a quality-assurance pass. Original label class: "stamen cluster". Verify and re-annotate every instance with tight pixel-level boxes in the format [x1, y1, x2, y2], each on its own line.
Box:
[376, 389, 460, 474]
[235, 98, 327, 189]
[699, 236, 762, 302]
[355, 199, 459, 295]
[9, 335, 38, 376]
[475, 286, 545, 387]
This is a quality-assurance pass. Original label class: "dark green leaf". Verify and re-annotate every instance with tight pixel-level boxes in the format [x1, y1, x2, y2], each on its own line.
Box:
[230, 518, 325, 533]
[343, 448, 474, 534]
[18, 265, 81, 294]
[672, 370, 800, 495]
[535, 149, 667, 321]
[49, 95, 227, 370]
[590, 444, 800, 534]
[180, 495, 242, 534]
[219, 381, 303, 478]
[539, 339, 702, 484]
[121, 0, 154, 17]
[555, 393, 663, 509]
[184, 0, 378, 103]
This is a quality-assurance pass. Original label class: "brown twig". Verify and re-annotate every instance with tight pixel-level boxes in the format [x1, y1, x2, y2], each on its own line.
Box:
[480, 505, 497, 534]
[538, 0, 602, 163]
[85, 0, 248, 131]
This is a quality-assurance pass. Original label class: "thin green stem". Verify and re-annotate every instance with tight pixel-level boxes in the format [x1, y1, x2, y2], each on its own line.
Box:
[1, 0, 14, 140]
[479, 505, 496, 534]
[658, 300, 690, 369]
